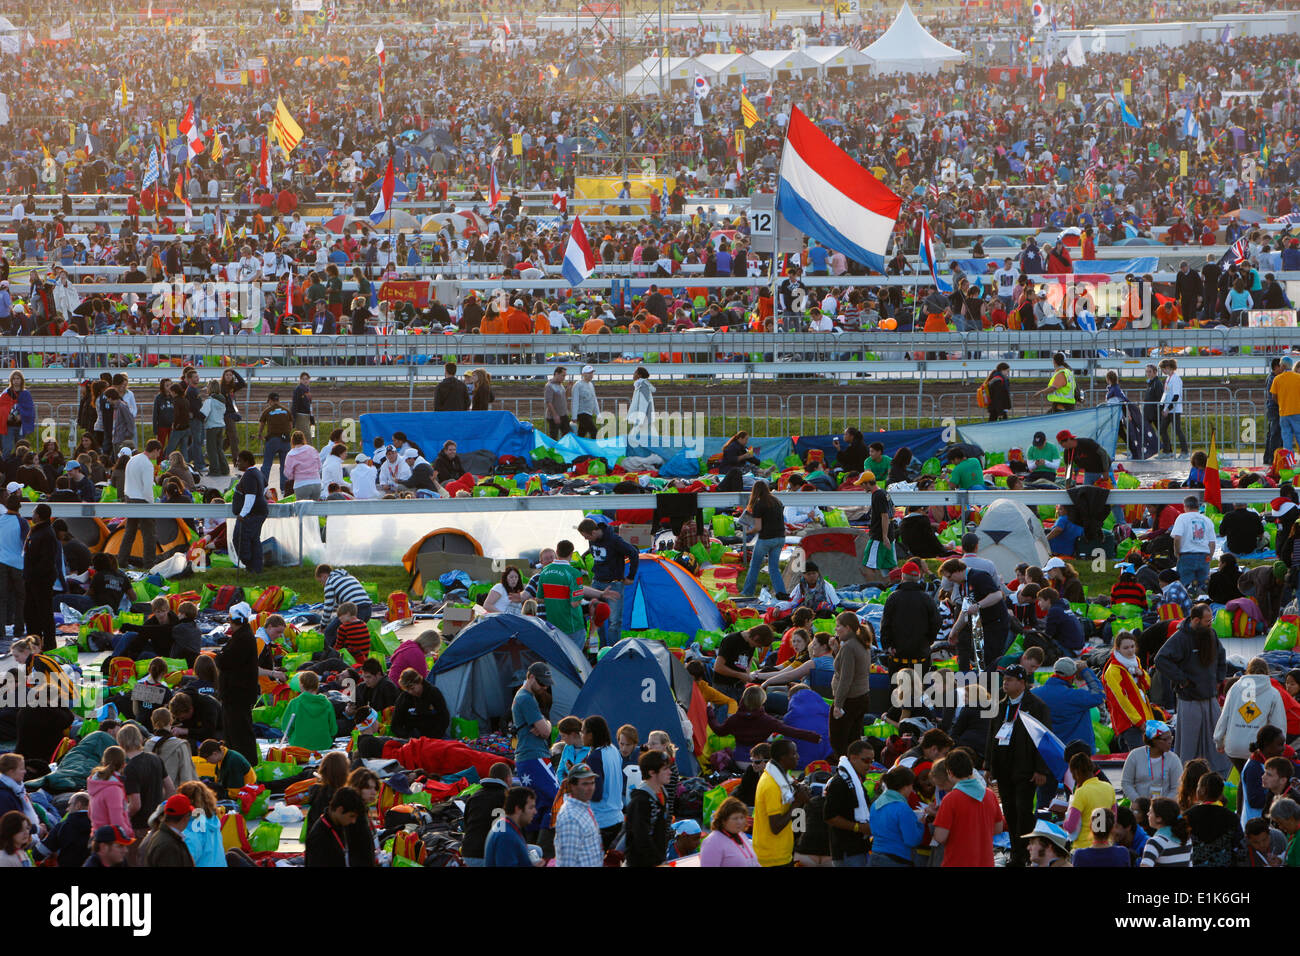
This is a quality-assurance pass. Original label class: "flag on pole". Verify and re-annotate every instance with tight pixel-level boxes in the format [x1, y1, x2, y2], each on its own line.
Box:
[740, 92, 759, 128]
[177, 101, 195, 135]
[119, 78, 128, 110]
[1219, 235, 1248, 267]
[283, 270, 295, 331]
[693, 73, 711, 100]
[210, 133, 223, 163]
[562, 216, 596, 286]
[1219, 23, 1232, 48]
[257, 132, 271, 188]
[551, 188, 567, 213]
[1037, 70, 1046, 103]
[1115, 93, 1142, 129]
[141, 147, 159, 191]
[1018, 710, 1068, 783]
[1204, 425, 1222, 509]
[776, 106, 903, 272]
[174, 168, 191, 226]
[763, 84, 773, 110]
[83, 129, 94, 156]
[271, 96, 304, 160]
[918, 211, 951, 293]
[375, 37, 386, 120]
[500, 16, 511, 35]
[1183, 106, 1200, 141]
[1083, 163, 1097, 199]
[488, 164, 502, 209]
[369, 157, 396, 224]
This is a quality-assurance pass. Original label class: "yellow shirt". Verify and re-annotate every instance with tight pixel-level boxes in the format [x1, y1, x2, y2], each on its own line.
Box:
[1068, 777, 1117, 849]
[753, 771, 794, 866]
[1272, 370, 1300, 418]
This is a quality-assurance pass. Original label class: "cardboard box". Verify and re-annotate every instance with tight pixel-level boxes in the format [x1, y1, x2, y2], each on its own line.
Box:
[620, 523, 654, 551]
[441, 604, 478, 638]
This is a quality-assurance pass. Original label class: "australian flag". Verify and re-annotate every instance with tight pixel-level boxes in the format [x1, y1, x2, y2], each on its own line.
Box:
[1219, 235, 1249, 267]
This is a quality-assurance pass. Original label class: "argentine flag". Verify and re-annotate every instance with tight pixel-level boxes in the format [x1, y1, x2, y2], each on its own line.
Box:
[1019, 709, 1068, 782]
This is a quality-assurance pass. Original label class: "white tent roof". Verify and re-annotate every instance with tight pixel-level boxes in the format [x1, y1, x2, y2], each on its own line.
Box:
[622, 56, 696, 96]
[802, 44, 871, 72]
[691, 52, 765, 82]
[861, 2, 966, 74]
[750, 49, 821, 75]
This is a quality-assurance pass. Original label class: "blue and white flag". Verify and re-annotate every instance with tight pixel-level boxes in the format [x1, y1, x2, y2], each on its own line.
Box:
[1115, 94, 1142, 129]
[141, 147, 159, 191]
[1183, 107, 1200, 141]
[918, 211, 951, 293]
[1018, 709, 1068, 782]
[1219, 23, 1232, 48]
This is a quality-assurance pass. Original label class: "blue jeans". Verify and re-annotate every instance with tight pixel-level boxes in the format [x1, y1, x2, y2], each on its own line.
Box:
[188, 420, 207, 472]
[261, 435, 290, 488]
[463, 857, 485, 867]
[595, 580, 625, 647]
[742, 536, 783, 597]
[0, 430, 19, 456]
[1176, 552, 1211, 598]
[834, 853, 869, 867]
[1281, 414, 1300, 455]
[868, 851, 912, 867]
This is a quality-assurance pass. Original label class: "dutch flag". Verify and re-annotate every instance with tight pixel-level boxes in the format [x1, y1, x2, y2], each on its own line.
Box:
[776, 106, 902, 272]
[1018, 709, 1068, 782]
[562, 215, 596, 287]
[369, 157, 396, 224]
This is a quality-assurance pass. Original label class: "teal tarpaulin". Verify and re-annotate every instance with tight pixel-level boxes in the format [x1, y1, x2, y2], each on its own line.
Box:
[958, 405, 1121, 458]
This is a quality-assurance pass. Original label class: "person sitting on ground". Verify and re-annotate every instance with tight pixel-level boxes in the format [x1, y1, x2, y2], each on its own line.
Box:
[278, 670, 339, 751]
[196, 739, 256, 798]
[390, 667, 449, 740]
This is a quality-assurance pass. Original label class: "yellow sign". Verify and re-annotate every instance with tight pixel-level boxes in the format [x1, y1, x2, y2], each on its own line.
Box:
[1057, 82, 1066, 102]
[1179, 150, 1188, 177]
[511, 133, 523, 156]
[168, 119, 178, 139]
[1239, 700, 1261, 723]
[1178, 73, 1186, 90]
[1123, 78, 1131, 96]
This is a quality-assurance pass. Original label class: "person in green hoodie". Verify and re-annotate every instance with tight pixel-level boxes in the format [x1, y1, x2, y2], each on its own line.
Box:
[278, 671, 339, 751]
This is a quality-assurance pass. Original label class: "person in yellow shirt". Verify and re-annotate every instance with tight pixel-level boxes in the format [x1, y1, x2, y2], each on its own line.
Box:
[752, 739, 809, 867]
[1270, 357, 1300, 453]
[1063, 752, 1117, 850]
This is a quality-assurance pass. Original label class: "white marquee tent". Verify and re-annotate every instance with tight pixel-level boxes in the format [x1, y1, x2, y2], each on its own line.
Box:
[750, 48, 821, 80]
[861, 2, 966, 74]
[802, 44, 872, 75]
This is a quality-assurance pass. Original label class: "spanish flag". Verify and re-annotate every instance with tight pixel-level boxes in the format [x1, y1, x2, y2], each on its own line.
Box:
[270, 95, 303, 160]
[210, 133, 223, 162]
[1204, 425, 1222, 509]
[740, 92, 759, 129]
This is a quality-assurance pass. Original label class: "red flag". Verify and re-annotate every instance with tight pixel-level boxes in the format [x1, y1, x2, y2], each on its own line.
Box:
[258, 134, 270, 188]
[1204, 426, 1222, 509]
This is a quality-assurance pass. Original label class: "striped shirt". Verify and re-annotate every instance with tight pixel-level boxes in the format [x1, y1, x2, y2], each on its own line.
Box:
[335, 619, 371, 663]
[1109, 581, 1148, 609]
[323, 569, 370, 615]
[1139, 831, 1192, 867]
[554, 795, 604, 867]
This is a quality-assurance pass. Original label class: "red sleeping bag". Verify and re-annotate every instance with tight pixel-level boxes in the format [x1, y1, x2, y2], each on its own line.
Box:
[1272, 678, 1300, 737]
[382, 737, 513, 779]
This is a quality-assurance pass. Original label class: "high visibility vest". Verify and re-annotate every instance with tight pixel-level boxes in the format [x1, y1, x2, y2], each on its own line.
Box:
[1049, 367, 1077, 405]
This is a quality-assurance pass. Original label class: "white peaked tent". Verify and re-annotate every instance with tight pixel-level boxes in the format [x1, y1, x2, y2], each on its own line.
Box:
[692, 52, 765, 85]
[803, 44, 871, 75]
[862, 2, 966, 75]
[752, 48, 822, 79]
[622, 56, 696, 96]
[973, 498, 1051, 583]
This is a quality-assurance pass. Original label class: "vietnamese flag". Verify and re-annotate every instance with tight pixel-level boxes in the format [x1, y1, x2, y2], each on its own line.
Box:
[1204, 425, 1222, 509]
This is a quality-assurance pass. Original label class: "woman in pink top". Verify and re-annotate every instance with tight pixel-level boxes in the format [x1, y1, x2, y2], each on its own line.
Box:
[283, 430, 323, 500]
[699, 797, 759, 867]
[86, 746, 133, 838]
[386, 630, 440, 685]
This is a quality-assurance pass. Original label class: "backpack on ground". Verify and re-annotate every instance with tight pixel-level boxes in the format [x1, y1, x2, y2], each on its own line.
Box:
[386, 591, 411, 622]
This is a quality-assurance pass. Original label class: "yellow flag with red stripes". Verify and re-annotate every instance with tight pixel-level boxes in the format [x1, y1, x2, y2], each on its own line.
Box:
[740, 93, 759, 129]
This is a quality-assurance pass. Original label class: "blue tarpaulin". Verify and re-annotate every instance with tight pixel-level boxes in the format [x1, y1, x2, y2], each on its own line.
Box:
[360, 411, 536, 461]
[532, 431, 794, 466]
[958, 405, 1121, 458]
[791, 427, 947, 468]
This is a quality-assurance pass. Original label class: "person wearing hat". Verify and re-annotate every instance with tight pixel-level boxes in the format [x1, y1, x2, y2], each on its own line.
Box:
[985, 663, 1053, 867]
[552, 761, 603, 867]
[511, 661, 557, 833]
[350, 451, 379, 499]
[1022, 818, 1072, 867]
[64, 459, 94, 502]
[571, 365, 599, 440]
[215, 601, 282, 766]
[880, 560, 940, 674]
[376, 443, 410, 495]
[138, 793, 196, 867]
[1119, 720, 1182, 803]
[84, 824, 133, 868]
[1033, 656, 1104, 755]
[1027, 431, 1060, 479]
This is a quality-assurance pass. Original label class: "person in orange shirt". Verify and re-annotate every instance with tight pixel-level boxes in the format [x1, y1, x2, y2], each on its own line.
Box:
[923, 308, 951, 333]
[504, 304, 532, 336]
[1154, 298, 1181, 329]
[479, 307, 506, 335]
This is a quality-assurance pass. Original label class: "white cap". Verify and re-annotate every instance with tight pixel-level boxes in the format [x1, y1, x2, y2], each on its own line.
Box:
[119, 447, 133, 458]
[5, 481, 21, 494]
[356, 452, 371, 463]
[1043, 557, 1067, 571]
[581, 364, 595, 374]
[402, 448, 418, 459]
[228, 602, 254, 623]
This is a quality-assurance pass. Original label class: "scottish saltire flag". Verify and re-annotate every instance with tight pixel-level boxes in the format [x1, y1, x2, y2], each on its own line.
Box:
[918, 212, 951, 293]
[1219, 235, 1249, 267]
[369, 157, 396, 224]
[1115, 94, 1142, 129]
[562, 215, 596, 286]
[1019, 710, 1068, 782]
[777, 106, 902, 272]
[1183, 107, 1200, 141]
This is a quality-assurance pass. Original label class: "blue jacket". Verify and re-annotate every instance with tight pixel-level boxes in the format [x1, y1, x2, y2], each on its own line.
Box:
[182, 812, 228, 867]
[589, 529, 639, 584]
[586, 744, 626, 829]
[783, 690, 832, 767]
[0, 511, 29, 569]
[1042, 599, 1084, 653]
[484, 818, 532, 867]
[869, 790, 925, 860]
[1032, 668, 1105, 753]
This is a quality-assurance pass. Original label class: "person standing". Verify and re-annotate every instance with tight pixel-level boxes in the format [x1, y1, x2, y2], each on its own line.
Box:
[571, 365, 600, 439]
[824, 739, 874, 867]
[138, 794, 195, 868]
[829, 612, 873, 759]
[543, 366, 571, 440]
[216, 602, 282, 766]
[232, 450, 268, 574]
[0, 492, 26, 639]
[290, 372, 314, 439]
[627, 366, 656, 445]
[880, 560, 941, 673]
[553, 762, 603, 867]
[1154, 604, 1231, 776]
[22, 503, 59, 651]
[220, 368, 246, 464]
[624, 750, 672, 868]
[752, 738, 809, 868]
[511, 663, 557, 835]
[577, 518, 638, 647]
[484, 788, 539, 867]
[117, 440, 160, 570]
[1158, 358, 1188, 459]
[0, 371, 36, 458]
[985, 664, 1054, 867]
[1264, 357, 1285, 466]
[1170, 495, 1216, 598]
[433, 362, 470, 412]
[1141, 364, 1162, 460]
[256, 392, 293, 491]
[740, 480, 784, 599]
[183, 367, 206, 475]
[1035, 352, 1077, 414]
[460, 763, 512, 867]
[1119, 720, 1182, 802]
[1270, 356, 1300, 456]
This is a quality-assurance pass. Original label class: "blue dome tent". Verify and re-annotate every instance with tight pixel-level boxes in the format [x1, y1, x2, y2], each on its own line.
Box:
[622, 554, 725, 635]
[571, 638, 701, 776]
[432, 614, 591, 727]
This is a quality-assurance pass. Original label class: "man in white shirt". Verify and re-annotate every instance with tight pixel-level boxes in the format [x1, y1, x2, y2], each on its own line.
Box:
[376, 445, 411, 494]
[994, 258, 1018, 307]
[117, 440, 161, 568]
[1158, 357, 1188, 459]
[349, 453, 380, 499]
[807, 307, 834, 333]
[1170, 494, 1216, 598]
